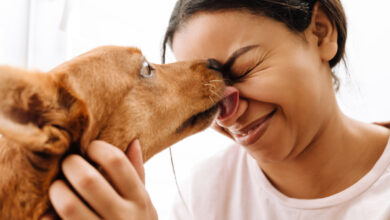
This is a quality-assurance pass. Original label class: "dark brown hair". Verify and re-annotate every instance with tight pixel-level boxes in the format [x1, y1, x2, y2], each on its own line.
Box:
[161, 0, 347, 88]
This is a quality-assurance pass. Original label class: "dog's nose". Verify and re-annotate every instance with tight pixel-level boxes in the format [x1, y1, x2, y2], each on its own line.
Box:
[207, 59, 222, 71]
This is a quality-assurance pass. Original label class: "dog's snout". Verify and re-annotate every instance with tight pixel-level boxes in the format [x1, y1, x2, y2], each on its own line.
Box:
[207, 59, 222, 71]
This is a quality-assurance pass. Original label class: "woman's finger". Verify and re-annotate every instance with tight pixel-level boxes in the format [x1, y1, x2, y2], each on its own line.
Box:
[48, 180, 100, 220]
[61, 154, 124, 219]
[86, 141, 146, 200]
[126, 140, 145, 184]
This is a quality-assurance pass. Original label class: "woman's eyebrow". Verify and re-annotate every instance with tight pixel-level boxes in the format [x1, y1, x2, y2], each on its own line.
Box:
[221, 44, 260, 71]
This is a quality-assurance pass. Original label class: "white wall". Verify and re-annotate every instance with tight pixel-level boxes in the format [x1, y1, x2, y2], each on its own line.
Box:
[337, 1, 390, 123]
[0, 0, 29, 67]
[0, 1, 389, 219]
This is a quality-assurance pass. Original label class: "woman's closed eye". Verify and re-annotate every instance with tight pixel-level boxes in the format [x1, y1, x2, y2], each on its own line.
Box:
[220, 44, 264, 83]
[228, 59, 263, 82]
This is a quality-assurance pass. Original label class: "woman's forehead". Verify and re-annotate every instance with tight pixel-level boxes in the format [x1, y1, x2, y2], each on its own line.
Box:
[172, 11, 283, 62]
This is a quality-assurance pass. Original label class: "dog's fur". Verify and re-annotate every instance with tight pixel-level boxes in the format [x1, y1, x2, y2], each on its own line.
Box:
[0, 46, 225, 219]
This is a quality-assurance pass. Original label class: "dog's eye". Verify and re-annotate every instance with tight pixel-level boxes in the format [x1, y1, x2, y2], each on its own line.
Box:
[140, 60, 155, 78]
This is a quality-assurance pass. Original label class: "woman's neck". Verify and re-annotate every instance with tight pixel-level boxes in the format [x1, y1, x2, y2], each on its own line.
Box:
[256, 110, 390, 199]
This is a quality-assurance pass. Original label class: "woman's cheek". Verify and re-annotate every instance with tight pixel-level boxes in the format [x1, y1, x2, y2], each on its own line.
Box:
[256, 111, 297, 162]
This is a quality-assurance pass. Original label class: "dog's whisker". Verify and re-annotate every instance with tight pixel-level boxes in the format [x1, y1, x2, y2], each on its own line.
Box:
[209, 96, 215, 104]
[204, 83, 217, 89]
[209, 95, 217, 105]
[209, 79, 224, 83]
[210, 89, 222, 99]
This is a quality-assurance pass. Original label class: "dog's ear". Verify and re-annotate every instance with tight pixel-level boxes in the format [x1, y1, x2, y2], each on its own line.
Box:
[0, 66, 89, 155]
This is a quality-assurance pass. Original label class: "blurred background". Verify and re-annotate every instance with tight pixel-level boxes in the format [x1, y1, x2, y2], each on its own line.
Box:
[0, 0, 389, 219]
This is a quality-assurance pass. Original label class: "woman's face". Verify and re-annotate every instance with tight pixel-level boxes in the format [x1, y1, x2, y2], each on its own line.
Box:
[172, 11, 335, 162]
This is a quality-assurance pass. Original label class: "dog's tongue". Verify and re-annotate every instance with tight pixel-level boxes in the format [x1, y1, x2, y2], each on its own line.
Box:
[218, 87, 239, 120]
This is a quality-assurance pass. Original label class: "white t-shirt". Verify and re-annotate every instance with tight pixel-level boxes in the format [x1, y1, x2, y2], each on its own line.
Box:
[171, 138, 390, 220]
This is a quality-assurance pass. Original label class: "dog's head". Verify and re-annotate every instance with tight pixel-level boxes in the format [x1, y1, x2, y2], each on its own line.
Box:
[0, 46, 225, 161]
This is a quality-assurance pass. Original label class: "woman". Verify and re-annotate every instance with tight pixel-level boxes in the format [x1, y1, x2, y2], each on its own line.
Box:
[46, 0, 390, 219]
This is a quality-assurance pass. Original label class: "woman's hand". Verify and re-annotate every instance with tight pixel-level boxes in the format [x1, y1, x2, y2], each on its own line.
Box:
[44, 140, 158, 220]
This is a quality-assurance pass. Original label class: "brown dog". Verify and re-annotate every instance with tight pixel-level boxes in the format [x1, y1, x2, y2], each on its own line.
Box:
[0, 46, 225, 220]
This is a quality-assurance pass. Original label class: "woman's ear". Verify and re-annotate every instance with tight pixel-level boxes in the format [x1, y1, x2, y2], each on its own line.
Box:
[308, 2, 338, 62]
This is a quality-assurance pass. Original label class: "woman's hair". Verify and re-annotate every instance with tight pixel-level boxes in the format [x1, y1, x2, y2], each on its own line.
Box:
[161, 0, 347, 88]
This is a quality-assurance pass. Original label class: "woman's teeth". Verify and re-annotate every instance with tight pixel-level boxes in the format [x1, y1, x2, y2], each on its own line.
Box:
[231, 124, 259, 136]
[231, 130, 247, 136]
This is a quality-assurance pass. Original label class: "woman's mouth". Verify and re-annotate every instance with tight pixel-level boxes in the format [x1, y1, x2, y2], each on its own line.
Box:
[216, 86, 276, 145]
[231, 109, 276, 146]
